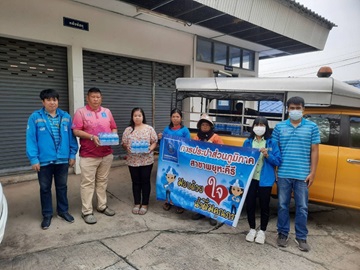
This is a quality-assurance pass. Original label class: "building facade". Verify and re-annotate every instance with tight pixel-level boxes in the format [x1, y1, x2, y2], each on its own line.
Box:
[0, 0, 334, 174]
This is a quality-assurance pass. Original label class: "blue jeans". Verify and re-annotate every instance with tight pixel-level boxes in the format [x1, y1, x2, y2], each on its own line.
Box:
[277, 177, 309, 240]
[38, 163, 69, 217]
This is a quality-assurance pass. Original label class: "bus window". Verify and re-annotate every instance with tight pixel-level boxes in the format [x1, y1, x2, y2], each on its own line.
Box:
[350, 116, 360, 148]
[259, 101, 283, 114]
[305, 114, 340, 146]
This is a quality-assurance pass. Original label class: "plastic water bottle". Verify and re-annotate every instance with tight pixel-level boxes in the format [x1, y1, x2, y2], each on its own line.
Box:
[98, 132, 104, 145]
[109, 133, 114, 145]
[112, 133, 119, 145]
[133, 141, 139, 153]
[138, 140, 144, 153]
[108, 133, 113, 145]
[103, 132, 110, 145]
[141, 140, 149, 153]
[145, 140, 149, 153]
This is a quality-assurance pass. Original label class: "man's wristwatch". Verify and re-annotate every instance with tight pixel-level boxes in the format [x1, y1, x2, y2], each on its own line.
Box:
[90, 135, 94, 141]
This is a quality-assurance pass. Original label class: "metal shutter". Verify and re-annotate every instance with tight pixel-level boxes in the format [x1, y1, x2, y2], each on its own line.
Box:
[154, 63, 184, 133]
[0, 37, 68, 174]
[83, 51, 153, 158]
[83, 51, 184, 158]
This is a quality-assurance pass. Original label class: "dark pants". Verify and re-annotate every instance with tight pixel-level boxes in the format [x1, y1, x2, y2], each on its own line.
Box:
[245, 179, 272, 231]
[128, 164, 153, 205]
[37, 163, 69, 217]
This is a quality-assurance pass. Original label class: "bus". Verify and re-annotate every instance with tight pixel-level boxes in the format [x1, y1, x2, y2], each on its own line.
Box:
[173, 76, 360, 210]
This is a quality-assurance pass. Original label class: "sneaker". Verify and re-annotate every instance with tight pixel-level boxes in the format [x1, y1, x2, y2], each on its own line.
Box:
[58, 212, 74, 223]
[295, 238, 311, 252]
[209, 219, 217, 226]
[277, 233, 289, 247]
[97, 206, 115, 216]
[192, 213, 205, 220]
[245, 229, 257, 242]
[41, 216, 52, 230]
[255, 230, 266, 244]
[81, 213, 97, 224]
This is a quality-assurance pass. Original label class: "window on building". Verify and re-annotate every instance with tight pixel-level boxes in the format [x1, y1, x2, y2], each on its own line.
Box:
[196, 37, 255, 71]
[242, 49, 255, 70]
[196, 38, 212, 62]
[214, 43, 227, 65]
[229, 46, 241, 68]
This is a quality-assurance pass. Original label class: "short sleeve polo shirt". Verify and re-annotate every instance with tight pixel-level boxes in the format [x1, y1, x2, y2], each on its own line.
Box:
[272, 118, 320, 181]
[72, 105, 117, 157]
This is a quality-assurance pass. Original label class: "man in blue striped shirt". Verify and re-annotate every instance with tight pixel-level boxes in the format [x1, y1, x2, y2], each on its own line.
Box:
[26, 89, 78, 230]
[272, 96, 320, 252]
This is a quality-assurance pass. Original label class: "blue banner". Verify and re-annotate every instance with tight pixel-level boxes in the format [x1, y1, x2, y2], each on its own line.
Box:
[156, 134, 260, 227]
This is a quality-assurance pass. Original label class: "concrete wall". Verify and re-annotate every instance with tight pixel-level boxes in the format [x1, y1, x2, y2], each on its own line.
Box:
[0, 0, 257, 110]
[0, 0, 259, 153]
[0, 0, 194, 110]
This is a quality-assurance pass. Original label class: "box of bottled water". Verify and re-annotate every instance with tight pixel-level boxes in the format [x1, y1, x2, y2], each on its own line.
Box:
[98, 132, 119, 146]
[131, 140, 149, 154]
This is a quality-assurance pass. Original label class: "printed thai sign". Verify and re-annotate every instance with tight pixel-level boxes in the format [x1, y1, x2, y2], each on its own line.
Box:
[156, 134, 260, 227]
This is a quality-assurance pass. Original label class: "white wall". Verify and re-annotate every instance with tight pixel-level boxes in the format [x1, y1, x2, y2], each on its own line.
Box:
[0, 0, 194, 110]
[0, 0, 259, 132]
[0, 0, 194, 64]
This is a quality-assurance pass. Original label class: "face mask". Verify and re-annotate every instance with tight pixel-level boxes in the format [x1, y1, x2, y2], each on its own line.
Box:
[253, 126, 266, 136]
[289, 110, 303, 121]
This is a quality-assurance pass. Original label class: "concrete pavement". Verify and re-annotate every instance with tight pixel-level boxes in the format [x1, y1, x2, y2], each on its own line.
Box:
[0, 161, 360, 270]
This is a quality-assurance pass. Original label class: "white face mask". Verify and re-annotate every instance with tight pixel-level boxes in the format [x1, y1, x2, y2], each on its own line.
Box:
[289, 110, 303, 121]
[253, 126, 266, 136]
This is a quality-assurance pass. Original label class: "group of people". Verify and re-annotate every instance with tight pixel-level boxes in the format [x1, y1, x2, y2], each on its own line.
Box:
[26, 88, 159, 229]
[26, 88, 320, 253]
[243, 96, 319, 252]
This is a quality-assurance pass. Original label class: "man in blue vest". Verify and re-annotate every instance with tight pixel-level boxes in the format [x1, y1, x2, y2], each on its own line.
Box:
[26, 89, 78, 230]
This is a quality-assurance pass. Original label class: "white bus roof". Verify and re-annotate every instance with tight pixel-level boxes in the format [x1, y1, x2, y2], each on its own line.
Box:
[175, 77, 360, 108]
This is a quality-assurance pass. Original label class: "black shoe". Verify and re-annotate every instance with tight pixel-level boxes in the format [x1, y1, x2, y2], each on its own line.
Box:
[58, 212, 75, 223]
[209, 219, 217, 226]
[295, 238, 311, 252]
[41, 216, 52, 230]
[277, 233, 289, 247]
[192, 213, 205, 220]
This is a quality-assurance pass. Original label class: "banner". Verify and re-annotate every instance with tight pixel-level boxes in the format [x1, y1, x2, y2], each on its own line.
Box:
[156, 134, 260, 227]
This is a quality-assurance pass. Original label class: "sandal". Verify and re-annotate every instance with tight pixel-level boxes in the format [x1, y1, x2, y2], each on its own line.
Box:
[138, 207, 148, 215]
[97, 206, 115, 216]
[132, 205, 140, 215]
[81, 213, 97, 224]
[176, 207, 184, 214]
[162, 202, 172, 211]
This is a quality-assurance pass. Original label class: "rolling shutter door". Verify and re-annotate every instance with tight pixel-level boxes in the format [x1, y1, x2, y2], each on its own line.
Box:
[83, 51, 152, 158]
[154, 63, 184, 133]
[83, 51, 184, 158]
[0, 37, 68, 174]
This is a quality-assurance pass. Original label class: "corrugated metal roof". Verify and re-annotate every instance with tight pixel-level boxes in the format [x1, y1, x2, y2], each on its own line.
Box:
[283, 0, 336, 28]
[113, 0, 336, 59]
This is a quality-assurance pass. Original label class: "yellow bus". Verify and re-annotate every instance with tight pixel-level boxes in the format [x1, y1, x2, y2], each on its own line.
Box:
[174, 76, 360, 210]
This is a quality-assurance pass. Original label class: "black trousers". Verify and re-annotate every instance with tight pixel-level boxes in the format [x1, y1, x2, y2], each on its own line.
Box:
[245, 179, 272, 231]
[128, 164, 153, 205]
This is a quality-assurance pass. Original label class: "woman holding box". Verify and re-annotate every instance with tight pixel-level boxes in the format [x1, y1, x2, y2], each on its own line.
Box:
[121, 107, 158, 215]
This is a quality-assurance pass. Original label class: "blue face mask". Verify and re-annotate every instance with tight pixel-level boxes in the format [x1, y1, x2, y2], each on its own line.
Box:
[289, 110, 303, 121]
